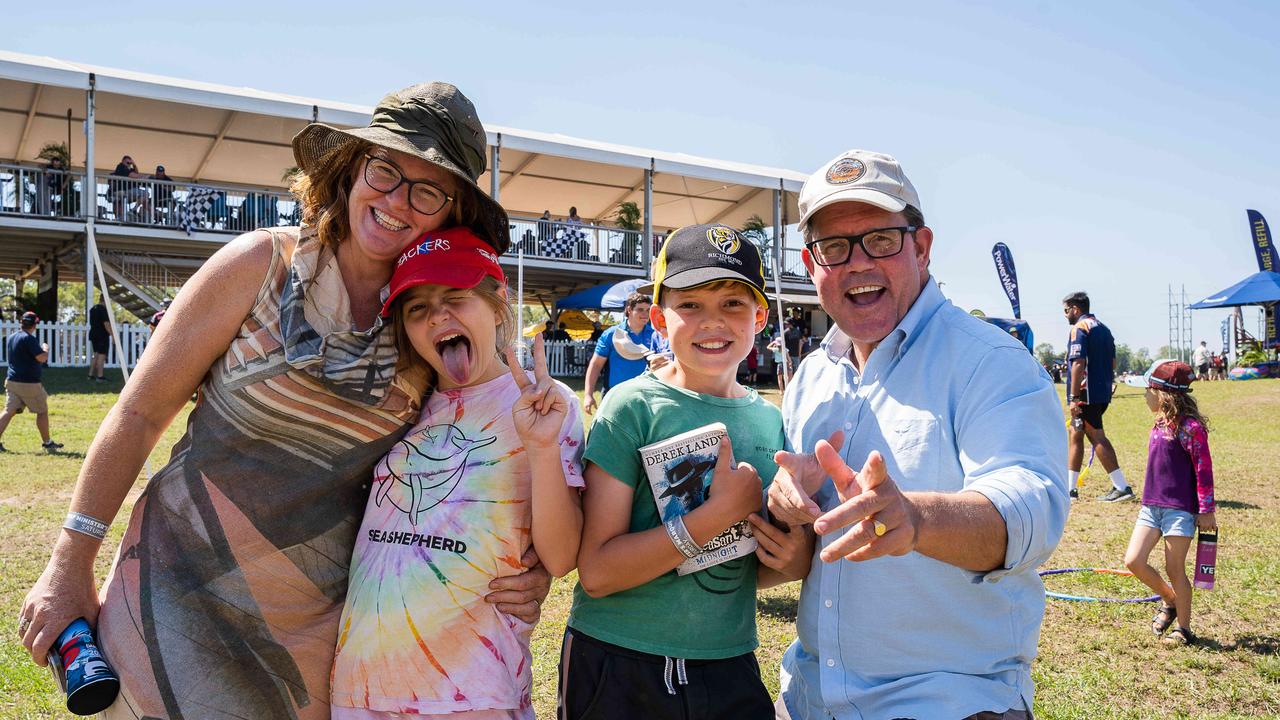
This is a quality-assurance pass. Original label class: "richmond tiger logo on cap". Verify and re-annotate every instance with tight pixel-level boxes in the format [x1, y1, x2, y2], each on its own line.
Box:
[706, 226, 740, 254]
[826, 157, 866, 185]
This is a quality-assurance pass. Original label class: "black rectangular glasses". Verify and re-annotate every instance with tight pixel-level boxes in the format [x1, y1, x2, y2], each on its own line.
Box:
[805, 226, 917, 266]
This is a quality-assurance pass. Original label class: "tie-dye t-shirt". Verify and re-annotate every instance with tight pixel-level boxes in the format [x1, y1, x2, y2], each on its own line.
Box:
[331, 373, 584, 716]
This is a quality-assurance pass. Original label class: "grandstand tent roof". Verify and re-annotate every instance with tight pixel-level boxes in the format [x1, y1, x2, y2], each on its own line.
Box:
[0, 51, 803, 229]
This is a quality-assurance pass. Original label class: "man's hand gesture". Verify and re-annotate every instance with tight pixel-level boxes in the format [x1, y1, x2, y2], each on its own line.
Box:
[811, 443, 919, 563]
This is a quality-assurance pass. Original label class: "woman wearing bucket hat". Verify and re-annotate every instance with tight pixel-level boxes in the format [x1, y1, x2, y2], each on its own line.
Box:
[19, 82, 547, 719]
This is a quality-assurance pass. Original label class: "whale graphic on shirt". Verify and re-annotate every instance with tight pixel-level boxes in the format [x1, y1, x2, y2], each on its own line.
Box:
[374, 423, 497, 524]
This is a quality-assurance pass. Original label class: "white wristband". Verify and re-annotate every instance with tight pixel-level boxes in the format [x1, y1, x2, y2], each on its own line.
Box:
[64, 512, 109, 541]
[664, 517, 701, 559]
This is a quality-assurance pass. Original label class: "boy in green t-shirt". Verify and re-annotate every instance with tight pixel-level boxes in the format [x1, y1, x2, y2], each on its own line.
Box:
[560, 224, 815, 720]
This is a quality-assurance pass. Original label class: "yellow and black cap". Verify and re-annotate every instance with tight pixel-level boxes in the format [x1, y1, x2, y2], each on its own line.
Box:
[641, 224, 768, 306]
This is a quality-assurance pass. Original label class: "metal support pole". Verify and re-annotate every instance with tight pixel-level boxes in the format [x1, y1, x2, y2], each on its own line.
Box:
[490, 134, 501, 202]
[770, 184, 790, 385]
[771, 186, 783, 274]
[516, 241, 525, 366]
[642, 162, 653, 270]
[84, 74, 96, 323]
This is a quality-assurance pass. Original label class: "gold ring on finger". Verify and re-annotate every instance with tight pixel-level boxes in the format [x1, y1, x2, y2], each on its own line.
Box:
[872, 519, 887, 537]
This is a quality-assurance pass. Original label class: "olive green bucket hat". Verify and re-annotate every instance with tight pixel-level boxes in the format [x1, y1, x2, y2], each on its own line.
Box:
[292, 82, 510, 254]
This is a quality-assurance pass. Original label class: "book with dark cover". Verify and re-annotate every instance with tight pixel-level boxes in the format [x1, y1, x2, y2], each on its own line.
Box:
[638, 422, 758, 575]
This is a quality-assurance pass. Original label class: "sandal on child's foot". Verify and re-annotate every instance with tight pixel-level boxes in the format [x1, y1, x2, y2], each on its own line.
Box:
[1151, 603, 1177, 636]
[1162, 626, 1197, 646]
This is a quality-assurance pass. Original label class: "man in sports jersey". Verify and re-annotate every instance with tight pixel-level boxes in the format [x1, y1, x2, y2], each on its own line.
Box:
[1063, 292, 1132, 502]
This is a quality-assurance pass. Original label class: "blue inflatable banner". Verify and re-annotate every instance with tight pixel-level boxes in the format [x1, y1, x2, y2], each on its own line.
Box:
[991, 242, 1021, 319]
[1267, 304, 1278, 348]
[1247, 210, 1279, 273]
[1221, 317, 1230, 353]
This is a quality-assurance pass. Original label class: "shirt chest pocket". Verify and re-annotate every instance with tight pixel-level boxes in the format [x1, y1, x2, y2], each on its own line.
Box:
[883, 418, 941, 491]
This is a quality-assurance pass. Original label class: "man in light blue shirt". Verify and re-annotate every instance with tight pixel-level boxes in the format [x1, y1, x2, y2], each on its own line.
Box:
[768, 150, 1068, 720]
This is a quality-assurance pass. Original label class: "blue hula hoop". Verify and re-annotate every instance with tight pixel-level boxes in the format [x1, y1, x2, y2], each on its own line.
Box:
[1039, 567, 1161, 603]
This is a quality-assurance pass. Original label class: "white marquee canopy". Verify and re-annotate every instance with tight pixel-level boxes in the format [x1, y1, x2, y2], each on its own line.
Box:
[0, 50, 804, 230]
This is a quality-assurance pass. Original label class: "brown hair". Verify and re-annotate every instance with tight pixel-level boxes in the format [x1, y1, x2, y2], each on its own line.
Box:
[290, 142, 484, 251]
[623, 291, 652, 313]
[655, 280, 762, 308]
[1151, 387, 1210, 434]
[391, 277, 516, 388]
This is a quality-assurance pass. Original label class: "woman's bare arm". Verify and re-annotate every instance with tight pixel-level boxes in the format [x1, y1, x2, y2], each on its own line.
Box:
[20, 230, 276, 663]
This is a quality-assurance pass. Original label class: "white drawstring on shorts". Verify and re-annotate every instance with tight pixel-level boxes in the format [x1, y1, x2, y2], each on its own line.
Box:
[662, 655, 689, 696]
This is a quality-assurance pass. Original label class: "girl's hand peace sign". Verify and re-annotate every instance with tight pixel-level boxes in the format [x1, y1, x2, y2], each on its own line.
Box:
[505, 334, 571, 448]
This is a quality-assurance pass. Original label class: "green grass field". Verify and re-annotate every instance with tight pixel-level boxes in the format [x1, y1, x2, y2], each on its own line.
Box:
[2, 369, 1277, 718]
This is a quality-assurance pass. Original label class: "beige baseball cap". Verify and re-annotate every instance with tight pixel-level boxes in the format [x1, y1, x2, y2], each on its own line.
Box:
[797, 149, 921, 230]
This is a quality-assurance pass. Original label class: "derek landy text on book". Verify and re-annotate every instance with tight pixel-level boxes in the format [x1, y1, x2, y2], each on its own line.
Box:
[639, 423, 758, 576]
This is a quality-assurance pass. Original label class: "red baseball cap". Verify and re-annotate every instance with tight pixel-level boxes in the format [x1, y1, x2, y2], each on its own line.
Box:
[380, 226, 506, 318]
[1125, 359, 1194, 392]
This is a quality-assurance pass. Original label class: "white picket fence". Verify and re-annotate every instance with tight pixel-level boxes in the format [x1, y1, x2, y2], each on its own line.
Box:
[537, 340, 595, 377]
[2, 322, 595, 378]
[0, 322, 152, 369]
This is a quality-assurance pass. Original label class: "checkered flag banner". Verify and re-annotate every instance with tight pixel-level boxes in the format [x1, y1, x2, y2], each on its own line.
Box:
[178, 187, 221, 235]
[546, 227, 585, 259]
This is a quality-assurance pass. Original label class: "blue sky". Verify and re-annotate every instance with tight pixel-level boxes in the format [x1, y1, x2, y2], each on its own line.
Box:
[10, 1, 1278, 354]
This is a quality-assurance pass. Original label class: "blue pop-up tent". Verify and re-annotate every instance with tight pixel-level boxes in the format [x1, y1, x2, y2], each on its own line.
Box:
[555, 278, 649, 311]
[980, 317, 1035, 352]
[1188, 271, 1280, 309]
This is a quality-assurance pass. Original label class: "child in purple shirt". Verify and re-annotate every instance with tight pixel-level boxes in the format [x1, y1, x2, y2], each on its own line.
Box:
[1122, 360, 1216, 646]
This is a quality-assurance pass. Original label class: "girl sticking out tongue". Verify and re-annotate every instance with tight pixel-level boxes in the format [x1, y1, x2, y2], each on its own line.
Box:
[334, 226, 586, 718]
[381, 227, 511, 390]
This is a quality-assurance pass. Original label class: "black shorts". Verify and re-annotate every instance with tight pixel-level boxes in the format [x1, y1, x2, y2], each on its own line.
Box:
[558, 627, 772, 720]
[1080, 402, 1108, 430]
[90, 334, 109, 355]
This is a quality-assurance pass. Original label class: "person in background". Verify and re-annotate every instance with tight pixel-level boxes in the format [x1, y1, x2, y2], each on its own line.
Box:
[745, 341, 759, 385]
[88, 295, 110, 382]
[1063, 291, 1130, 501]
[582, 292, 655, 414]
[39, 155, 69, 215]
[1122, 360, 1215, 646]
[538, 209, 554, 251]
[1192, 340, 1209, 381]
[109, 155, 150, 221]
[767, 333, 788, 392]
[148, 298, 172, 332]
[783, 318, 804, 371]
[149, 164, 176, 219]
[1210, 352, 1227, 381]
[1, 312, 64, 453]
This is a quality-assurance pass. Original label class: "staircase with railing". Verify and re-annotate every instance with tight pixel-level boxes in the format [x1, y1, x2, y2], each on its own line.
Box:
[91, 250, 184, 319]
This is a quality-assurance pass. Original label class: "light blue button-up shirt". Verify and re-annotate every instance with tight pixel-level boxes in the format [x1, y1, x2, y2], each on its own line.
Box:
[778, 278, 1069, 720]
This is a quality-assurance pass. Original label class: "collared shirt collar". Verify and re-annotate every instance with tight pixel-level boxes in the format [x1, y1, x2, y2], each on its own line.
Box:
[820, 276, 946, 366]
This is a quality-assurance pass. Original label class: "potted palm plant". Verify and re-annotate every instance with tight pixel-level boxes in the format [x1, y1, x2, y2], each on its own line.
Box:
[612, 201, 643, 264]
[35, 142, 73, 215]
